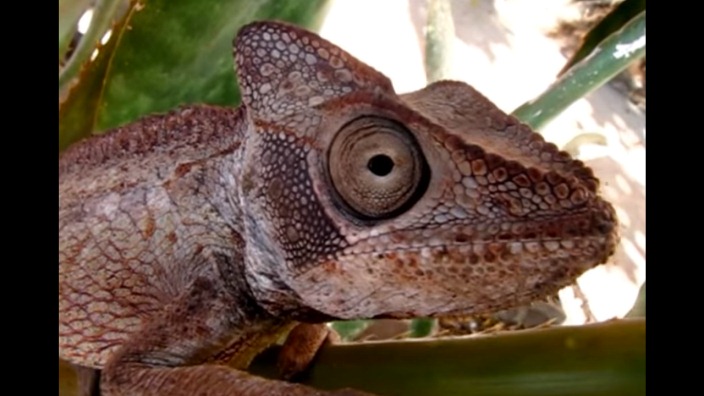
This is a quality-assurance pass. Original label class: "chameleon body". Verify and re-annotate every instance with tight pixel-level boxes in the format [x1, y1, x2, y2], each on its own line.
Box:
[59, 21, 618, 395]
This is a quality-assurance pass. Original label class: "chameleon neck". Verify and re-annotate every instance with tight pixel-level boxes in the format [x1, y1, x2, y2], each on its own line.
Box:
[59, 105, 266, 366]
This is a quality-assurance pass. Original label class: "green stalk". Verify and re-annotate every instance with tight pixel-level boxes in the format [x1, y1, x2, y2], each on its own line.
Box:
[512, 11, 645, 130]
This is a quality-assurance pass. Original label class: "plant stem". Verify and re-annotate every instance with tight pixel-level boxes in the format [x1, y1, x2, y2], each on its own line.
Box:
[424, 0, 454, 83]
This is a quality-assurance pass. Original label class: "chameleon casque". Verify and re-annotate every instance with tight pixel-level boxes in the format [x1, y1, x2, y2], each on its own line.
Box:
[59, 21, 619, 395]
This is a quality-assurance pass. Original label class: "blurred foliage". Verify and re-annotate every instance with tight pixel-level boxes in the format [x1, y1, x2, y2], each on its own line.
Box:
[58, 0, 331, 151]
[331, 320, 372, 342]
[626, 282, 646, 318]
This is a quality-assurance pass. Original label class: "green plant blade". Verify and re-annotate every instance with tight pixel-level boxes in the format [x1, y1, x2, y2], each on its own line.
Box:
[512, 11, 645, 130]
[58, 0, 330, 152]
[59, 0, 92, 63]
[558, 0, 645, 76]
[59, 0, 131, 152]
[59, 0, 125, 96]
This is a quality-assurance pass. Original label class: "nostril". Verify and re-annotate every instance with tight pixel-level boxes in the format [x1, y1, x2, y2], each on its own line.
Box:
[593, 208, 617, 236]
[596, 221, 613, 235]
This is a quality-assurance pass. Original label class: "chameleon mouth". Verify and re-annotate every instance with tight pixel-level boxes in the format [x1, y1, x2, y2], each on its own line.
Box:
[297, 199, 619, 320]
[296, 226, 618, 320]
[342, 196, 618, 260]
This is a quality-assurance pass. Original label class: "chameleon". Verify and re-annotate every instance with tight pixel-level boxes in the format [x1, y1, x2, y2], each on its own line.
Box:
[59, 20, 619, 395]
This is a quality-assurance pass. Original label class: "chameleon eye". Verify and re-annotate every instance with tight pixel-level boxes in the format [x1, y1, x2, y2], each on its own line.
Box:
[328, 116, 429, 220]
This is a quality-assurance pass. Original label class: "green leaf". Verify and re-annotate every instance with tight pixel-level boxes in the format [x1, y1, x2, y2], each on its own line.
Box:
[558, 0, 645, 76]
[512, 11, 645, 130]
[60, 319, 644, 396]
[254, 319, 645, 396]
[59, 0, 331, 152]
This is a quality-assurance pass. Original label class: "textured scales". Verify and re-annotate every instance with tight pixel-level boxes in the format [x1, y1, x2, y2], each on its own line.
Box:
[59, 21, 618, 395]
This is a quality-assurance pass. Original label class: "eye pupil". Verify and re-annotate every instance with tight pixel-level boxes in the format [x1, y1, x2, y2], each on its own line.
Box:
[367, 154, 394, 176]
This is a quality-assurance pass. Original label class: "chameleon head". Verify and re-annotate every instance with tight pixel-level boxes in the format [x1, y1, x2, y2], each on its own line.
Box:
[235, 22, 619, 320]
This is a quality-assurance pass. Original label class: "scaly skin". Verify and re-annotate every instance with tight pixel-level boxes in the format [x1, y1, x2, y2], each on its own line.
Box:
[59, 21, 618, 395]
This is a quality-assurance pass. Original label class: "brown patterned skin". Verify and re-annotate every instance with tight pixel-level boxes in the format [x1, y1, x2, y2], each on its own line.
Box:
[59, 21, 618, 395]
